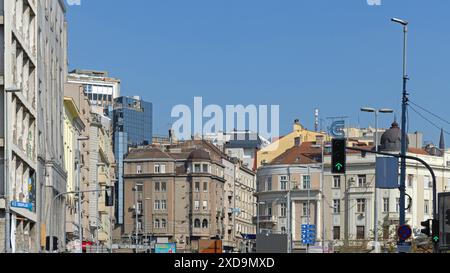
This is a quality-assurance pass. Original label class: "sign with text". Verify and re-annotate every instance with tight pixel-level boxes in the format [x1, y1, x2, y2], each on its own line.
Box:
[376, 157, 399, 189]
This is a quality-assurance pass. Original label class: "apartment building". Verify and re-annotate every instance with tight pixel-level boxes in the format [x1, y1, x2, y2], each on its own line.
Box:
[64, 82, 92, 250]
[68, 69, 120, 110]
[88, 111, 115, 250]
[323, 123, 450, 250]
[257, 119, 329, 168]
[0, 0, 67, 253]
[256, 142, 323, 251]
[122, 140, 227, 253]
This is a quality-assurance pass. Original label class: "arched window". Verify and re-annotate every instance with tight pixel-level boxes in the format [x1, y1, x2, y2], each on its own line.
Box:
[202, 219, 209, 229]
[154, 219, 160, 229]
[161, 219, 167, 229]
[194, 219, 201, 228]
[281, 227, 286, 234]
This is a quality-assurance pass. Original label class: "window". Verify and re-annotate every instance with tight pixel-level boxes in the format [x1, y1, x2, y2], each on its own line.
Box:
[302, 202, 309, 217]
[281, 227, 287, 234]
[137, 165, 143, 174]
[137, 201, 143, 215]
[281, 203, 287, 217]
[194, 219, 201, 228]
[267, 177, 272, 191]
[424, 200, 430, 215]
[161, 200, 167, 211]
[154, 164, 161, 173]
[194, 164, 201, 173]
[333, 226, 341, 240]
[203, 182, 208, 192]
[396, 198, 400, 213]
[161, 219, 167, 229]
[161, 182, 167, 192]
[194, 201, 200, 211]
[424, 176, 431, 189]
[383, 198, 390, 213]
[280, 176, 288, 190]
[136, 184, 143, 192]
[203, 164, 208, 173]
[160, 164, 166, 174]
[357, 199, 366, 213]
[154, 219, 160, 229]
[358, 175, 367, 188]
[202, 219, 208, 229]
[303, 175, 311, 190]
[195, 182, 200, 192]
[333, 176, 341, 189]
[154, 200, 160, 211]
[203, 201, 208, 211]
[267, 206, 272, 217]
[154, 182, 160, 192]
[357, 226, 365, 240]
[333, 199, 341, 214]
[408, 175, 414, 188]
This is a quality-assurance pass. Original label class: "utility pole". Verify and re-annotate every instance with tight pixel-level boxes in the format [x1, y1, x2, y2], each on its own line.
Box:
[391, 18, 409, 242]
[344, 173, 349, 248]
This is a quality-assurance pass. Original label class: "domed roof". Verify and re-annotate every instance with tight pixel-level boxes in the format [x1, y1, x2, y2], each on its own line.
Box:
[187, 149, 211, 161]
[380, 122, 408, 152]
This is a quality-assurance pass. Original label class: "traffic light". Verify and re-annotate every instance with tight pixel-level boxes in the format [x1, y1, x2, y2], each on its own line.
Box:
[45, 236, 58, 251]
[105, 186, 115, 207]
[421, 219, 431, 237]
[446, 209, 450, 225]
[332, 139, 346, 174]
[432, 220, 440, 244]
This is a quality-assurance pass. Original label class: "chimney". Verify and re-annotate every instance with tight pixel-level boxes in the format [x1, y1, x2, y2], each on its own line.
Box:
[293, 119, 303, 132]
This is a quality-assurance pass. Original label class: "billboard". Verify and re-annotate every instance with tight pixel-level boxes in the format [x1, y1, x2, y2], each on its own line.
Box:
[155, 243, 177, 253]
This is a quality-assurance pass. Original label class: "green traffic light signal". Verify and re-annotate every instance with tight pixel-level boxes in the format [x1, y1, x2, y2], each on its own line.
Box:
[332, 139, 346, 174]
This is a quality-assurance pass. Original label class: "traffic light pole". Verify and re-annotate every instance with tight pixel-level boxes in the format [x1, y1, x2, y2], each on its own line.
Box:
[346, 147, 439, 253]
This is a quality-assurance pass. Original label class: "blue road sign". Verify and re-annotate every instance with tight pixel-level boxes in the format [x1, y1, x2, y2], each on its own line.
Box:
[301, 224, 317, 245]
[11, 201, 33, 211]
[397, 225, 412, 241]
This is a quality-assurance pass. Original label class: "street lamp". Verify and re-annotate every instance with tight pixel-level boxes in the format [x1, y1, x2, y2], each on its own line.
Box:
[391, 17, 409, 249]
[360, 107, 394, 253]
[312, 139, 332, 253]
[4, 87, 21, 253]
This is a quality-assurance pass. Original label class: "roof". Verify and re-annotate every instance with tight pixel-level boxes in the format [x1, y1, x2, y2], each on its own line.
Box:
[187, 149, 211, 161]
[269, 142, 321, 165]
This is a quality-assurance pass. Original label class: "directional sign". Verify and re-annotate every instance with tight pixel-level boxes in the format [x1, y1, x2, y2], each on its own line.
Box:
[11, 201, 33, 211]
[301, 224, 317, 245]
[397, 225, 412, 241]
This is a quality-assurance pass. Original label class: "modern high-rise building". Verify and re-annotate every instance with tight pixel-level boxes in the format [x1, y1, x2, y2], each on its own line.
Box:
[111, 96, 153, 226]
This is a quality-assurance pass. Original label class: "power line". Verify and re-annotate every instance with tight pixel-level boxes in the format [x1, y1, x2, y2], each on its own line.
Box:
[409, 100, 450, 127]
[409, 105, 450, 136]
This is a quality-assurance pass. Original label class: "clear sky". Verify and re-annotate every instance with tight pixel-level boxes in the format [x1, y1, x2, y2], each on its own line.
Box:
[66, 0, 450, 145]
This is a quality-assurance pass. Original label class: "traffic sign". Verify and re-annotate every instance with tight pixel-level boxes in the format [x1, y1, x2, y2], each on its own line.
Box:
[301, 224, 317, 245]
[397, 225, 412, 241]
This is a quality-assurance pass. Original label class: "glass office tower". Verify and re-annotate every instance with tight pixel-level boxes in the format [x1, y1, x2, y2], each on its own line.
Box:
[111, 96, 153, 225]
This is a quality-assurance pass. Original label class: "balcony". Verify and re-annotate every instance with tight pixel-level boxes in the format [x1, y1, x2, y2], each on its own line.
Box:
[255, 216, 277, 224]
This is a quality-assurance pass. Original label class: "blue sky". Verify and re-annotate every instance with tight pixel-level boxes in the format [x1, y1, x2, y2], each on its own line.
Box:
[66, 0, 450, 144]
